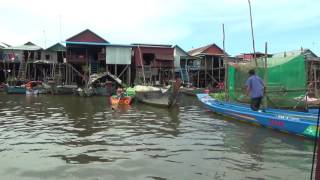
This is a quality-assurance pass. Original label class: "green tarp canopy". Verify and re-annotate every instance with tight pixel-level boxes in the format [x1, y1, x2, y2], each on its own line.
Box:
[228, 54, 307, 109]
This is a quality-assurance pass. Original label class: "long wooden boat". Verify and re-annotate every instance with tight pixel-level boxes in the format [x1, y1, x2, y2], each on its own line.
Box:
[180, 87, 207, 96]
[0, 83, 6, 92]
[5, 86, 26, 94]
[134, 80, 181, 107]
[197, 93, 319, 139]
[55, 85, 77, 95]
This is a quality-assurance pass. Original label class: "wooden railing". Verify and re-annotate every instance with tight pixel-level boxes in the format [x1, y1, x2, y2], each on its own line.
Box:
[66, 55, 87, 63]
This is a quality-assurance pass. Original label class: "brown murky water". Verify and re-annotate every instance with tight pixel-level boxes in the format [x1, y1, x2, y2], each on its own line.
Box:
[0, 94, 315, 180]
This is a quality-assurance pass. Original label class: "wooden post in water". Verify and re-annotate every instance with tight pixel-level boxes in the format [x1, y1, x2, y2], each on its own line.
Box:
[263, 42, 268, 108]
[138, 45, 145, 85]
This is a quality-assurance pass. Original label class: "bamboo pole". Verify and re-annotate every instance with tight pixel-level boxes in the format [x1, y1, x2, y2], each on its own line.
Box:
[263, 42, 268, 108]
[222, 23, 229, 101]
[314, 67, 318, 97]
[248, 0, 257, 66]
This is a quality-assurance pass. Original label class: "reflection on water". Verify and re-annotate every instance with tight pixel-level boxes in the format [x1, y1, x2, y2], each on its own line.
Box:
[0, 94, 315, 180]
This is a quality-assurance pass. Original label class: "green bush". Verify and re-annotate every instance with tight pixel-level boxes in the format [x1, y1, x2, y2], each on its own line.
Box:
[210, 92, 225, 101]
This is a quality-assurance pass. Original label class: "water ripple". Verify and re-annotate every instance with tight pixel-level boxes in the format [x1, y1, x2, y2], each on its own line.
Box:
[0, 94, 315, 179]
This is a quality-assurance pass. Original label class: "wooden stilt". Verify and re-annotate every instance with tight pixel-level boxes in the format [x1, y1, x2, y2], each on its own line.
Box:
[33, 64, 36, 80]
[218, 57, 221, 82]
[128, 65, 131, 86]
[211, 56, 214, 86]
[205, 56, 207, 87]
[197, 69, 200, 87]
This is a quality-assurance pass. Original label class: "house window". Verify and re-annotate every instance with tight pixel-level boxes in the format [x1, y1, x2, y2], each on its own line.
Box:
[45, 54, 50, 60]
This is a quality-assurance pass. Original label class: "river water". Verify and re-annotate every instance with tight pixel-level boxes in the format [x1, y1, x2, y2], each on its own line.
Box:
[0, 94, 315, 180]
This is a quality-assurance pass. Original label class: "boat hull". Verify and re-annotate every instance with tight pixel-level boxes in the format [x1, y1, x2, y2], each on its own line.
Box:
[135, 80, 181, 107]
[5, 86, 26, 94]
[135, 90, 173, 107]
[26, 89, 39, 95]
[197, 94, 319, 139]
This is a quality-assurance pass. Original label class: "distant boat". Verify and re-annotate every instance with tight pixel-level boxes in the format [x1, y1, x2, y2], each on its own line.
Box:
[76, 87, 95, 97]
[5, 86, 26, 94]
[55, 85, 77, 95]
[25, 81, 49, 95]
[0, 83, 6, 92]
[134, 80, 181, 107]
[197, 93, 319, 139]
[181, 87, 213, 96]
[181, 83, 224, 96]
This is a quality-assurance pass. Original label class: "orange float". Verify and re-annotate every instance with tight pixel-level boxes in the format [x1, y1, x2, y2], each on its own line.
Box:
[110, 96, 132, 105]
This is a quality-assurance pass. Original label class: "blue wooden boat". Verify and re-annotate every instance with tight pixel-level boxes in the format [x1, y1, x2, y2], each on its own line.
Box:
[5, 86, 26, 94]
[197, 94, 319, 139]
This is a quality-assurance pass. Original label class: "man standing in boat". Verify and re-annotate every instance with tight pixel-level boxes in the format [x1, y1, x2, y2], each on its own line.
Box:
[245, 69, 265, 111]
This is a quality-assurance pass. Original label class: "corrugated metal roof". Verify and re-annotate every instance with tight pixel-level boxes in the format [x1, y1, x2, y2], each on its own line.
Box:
[272, 49, 318, 58]
[65, 41, 110, 46]
[4, 44, 42, 51]
[46, 43, 66, 52]
[106, 44, 134, 48]
[66, 29, 109, 43]
[131, 43, 172, 48]
[188, 43, 225, 56]
[0, 42, 10, 49]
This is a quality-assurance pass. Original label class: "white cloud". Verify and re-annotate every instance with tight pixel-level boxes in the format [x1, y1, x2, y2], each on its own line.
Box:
[0, 0, 319, 54]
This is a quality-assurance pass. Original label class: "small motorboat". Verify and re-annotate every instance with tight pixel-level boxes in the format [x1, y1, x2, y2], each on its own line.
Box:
[134, 80, 181, 107]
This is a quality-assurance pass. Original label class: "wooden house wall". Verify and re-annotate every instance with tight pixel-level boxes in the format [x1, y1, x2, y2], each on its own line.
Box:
[41, 51, 58, 63]
[66, 44, 105, 64]
[106, 47, 132, 65]
[174, 47, 187, 68]
[133, 47, 174, 68]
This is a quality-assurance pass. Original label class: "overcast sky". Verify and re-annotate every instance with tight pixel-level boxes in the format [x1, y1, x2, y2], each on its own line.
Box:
[0, 0, 319, 56]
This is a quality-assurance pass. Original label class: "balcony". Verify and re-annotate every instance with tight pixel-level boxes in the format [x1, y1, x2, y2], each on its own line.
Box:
[66, 55, 87, 63]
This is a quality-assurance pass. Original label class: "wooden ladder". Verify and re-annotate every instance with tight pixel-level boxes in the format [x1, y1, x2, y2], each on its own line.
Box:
[17, 61, 27, 81]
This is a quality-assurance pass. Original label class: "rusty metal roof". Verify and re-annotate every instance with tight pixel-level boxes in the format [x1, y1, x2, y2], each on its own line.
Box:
[188, 43, 225, 56]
